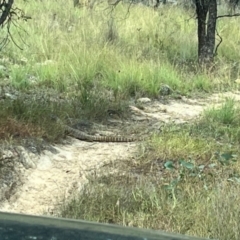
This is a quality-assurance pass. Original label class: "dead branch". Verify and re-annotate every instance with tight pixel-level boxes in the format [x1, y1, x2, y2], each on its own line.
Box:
[217, 13, 240, 19]
[0, 1, 31, 50]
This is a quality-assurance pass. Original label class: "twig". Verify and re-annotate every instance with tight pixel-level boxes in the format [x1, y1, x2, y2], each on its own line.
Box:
[214, 28, 222, 57]
[217, 13, 240, 19]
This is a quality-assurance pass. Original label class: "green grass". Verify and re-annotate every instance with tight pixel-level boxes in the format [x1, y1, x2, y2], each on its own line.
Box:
[2, 1, 240, 239]
[0, 0, 238, 142]
[191, 98, 240, 143]
[3, 0, 240, 100]
[60, 173, 240, 239]
[59, 98, 240, 240]
[204, 98, 237, 125]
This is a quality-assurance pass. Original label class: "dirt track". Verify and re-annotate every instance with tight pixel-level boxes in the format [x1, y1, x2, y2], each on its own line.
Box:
[1, 91, 240, 216]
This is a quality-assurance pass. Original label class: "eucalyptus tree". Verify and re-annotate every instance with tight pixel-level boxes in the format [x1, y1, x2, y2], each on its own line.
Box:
[195, 0, 240, 65]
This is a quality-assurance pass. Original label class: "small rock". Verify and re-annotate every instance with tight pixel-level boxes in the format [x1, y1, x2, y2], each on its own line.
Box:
[137, 97, 151, 103]
[18, 146, 37, 169]
[159, 84, 173, 96]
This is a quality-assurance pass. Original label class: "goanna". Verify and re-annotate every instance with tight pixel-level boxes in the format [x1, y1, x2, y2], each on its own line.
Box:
[64, 124, 139, 142]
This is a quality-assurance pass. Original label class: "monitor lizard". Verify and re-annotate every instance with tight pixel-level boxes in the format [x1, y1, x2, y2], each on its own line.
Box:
[54, 115, 140, 142]
[64, 124, 139, 142]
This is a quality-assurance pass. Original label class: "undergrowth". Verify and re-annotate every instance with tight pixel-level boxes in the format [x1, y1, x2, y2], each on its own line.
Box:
[1, 1, 240, 239]
[60, 98, 240, 240]
[3, 0, 240, 100]
[0, 87, 128, 142]
[0, 0, 239, 142]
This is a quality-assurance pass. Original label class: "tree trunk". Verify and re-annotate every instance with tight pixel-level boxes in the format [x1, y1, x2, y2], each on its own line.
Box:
[195, 0, 217, 65]
[73, 0, 80, 7]
[0, 0, 14, 25]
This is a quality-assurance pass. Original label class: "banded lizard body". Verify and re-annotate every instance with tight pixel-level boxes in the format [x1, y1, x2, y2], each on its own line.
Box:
[55, 116, 141, 142]
[64, 124, 138, 142]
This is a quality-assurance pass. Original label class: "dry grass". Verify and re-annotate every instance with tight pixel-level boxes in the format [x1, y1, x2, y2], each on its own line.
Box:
[60, 99, 240, 240]
[1, 0, 239, 141]
[1, 1, 240, 239]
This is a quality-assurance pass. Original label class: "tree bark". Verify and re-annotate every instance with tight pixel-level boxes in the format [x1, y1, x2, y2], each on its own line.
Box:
[195, 0, 217, 65]
[0, 0, 14, 26]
